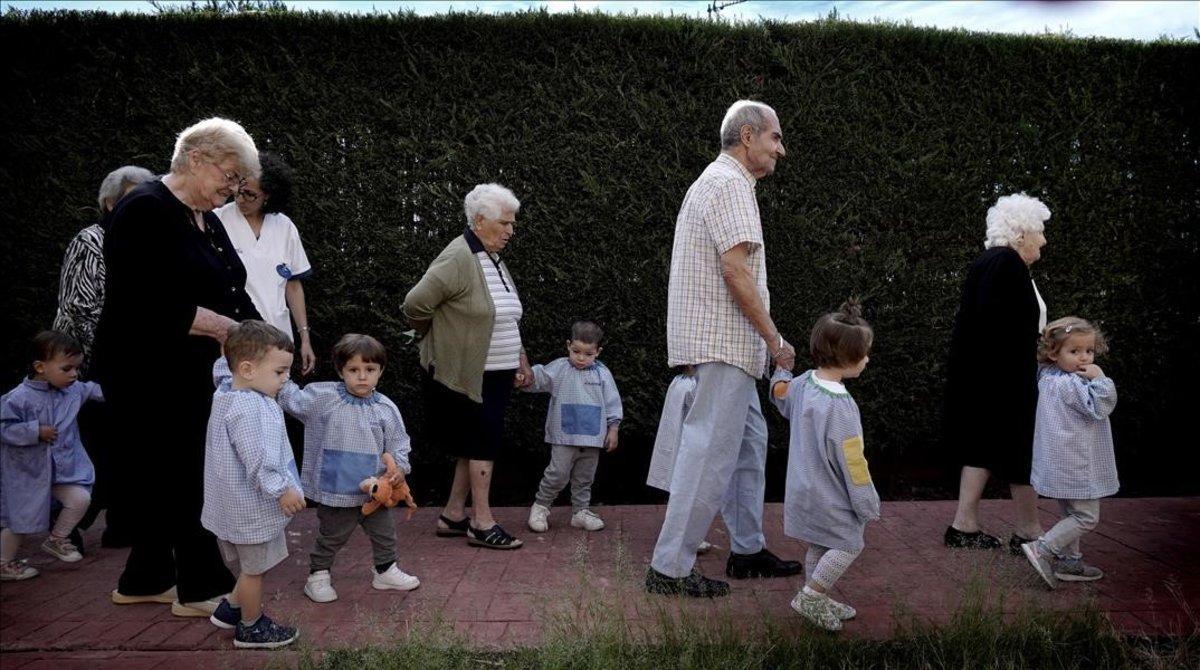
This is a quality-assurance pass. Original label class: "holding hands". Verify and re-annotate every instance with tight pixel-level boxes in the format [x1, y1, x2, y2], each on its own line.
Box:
[770, 334, 796, 372]
[279, 487, 305, 516]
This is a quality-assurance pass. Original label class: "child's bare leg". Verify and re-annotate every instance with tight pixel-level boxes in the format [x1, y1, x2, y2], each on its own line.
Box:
[0, 529, 22, 562]
[234, 573, 264, 623]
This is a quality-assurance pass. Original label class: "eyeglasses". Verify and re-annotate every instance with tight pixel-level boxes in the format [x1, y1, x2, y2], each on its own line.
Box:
[236, 188, 261, 202]
[212, 162, 245, 188]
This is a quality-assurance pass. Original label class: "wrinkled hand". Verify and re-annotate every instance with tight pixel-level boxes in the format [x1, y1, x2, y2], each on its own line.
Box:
[1076, 364, 1104, 381]
[770, 337, 796, 372]
[604, 426, 619, 453]
[299, 340, 316, 376]
[39, 425, 58, 443]
[515, 353, 534, 388]
[279, 487, 305, 516]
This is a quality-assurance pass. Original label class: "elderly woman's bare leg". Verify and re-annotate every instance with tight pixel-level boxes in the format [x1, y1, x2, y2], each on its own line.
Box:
[440, 459, 471, 523]
[469, 459, 496, 528]
[1009, 484, 1044, 539]
[951, 466, 989, 532]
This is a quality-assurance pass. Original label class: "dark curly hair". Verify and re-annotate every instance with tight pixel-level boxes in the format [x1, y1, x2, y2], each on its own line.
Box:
[258, 151, 294, 215]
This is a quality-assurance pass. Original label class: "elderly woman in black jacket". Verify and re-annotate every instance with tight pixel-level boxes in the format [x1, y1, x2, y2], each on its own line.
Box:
[92, 117, 261, 617]
[943, 193, 1051, 552]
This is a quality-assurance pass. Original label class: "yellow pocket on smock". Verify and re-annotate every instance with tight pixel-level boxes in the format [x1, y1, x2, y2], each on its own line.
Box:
[842, 436, 871, 485]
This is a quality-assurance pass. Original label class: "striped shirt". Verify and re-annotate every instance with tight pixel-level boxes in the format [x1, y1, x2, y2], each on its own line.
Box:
[667, 153, 770, 378]
[479, 251, 523, 371]
[53, 224, 106, 368]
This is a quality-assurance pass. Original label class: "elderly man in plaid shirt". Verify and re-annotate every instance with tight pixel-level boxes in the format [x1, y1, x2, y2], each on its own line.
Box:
[646, 100, 801, 598]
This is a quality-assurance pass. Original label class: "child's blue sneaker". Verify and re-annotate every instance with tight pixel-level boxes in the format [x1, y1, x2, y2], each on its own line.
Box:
[233, 614, 298, 649]
[209, 598, 240, 630]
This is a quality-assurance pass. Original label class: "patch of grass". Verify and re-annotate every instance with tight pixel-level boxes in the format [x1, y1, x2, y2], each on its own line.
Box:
[298, 535, 1198, 670]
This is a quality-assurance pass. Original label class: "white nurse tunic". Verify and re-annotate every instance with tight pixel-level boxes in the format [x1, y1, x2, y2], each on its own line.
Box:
[215, 203, 312, 339]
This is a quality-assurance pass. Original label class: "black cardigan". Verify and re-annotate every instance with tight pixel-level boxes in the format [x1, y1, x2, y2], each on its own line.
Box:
[943, 246, 1040, 482]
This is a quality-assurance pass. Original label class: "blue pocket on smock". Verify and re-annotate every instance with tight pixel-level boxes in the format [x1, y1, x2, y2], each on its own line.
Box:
[319, 450, 378, 495]
[560, 404, 602, 436]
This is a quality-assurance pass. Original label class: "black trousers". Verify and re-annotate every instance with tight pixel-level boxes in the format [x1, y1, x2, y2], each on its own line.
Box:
[116, 514, 235, 602]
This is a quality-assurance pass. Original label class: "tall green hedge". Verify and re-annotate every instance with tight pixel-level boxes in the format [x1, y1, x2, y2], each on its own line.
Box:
[2, 10, 1196, 505]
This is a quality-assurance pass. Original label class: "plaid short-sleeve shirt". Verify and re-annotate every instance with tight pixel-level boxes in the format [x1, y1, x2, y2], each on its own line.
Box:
[667, 153, 769, 377]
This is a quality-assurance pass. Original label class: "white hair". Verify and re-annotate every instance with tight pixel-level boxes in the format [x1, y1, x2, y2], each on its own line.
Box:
[464, 183, 520, 228]
[169, 117, 260, 179]
[984, 193, 1051, 249]
[720, 100, 775, 149]
[97, 165, 154, 211]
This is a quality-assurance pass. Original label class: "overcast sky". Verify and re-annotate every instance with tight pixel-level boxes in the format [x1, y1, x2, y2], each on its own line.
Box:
[5, 1, 1197, 42]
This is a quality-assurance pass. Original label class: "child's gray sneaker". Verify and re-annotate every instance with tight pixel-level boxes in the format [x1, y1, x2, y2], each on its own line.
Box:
[1053, 557, 1104, 582]
[1021, 540, 1058, 590]
[790, 591, 842, 631]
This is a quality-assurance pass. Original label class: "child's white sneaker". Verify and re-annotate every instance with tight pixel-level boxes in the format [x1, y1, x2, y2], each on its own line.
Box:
[570, 509, 605, 531]
[825, 596, 857, 621]
[697, 540, 715, 554]
[372, 563, 420, 591]
[790, 591, 842, 631]
[0, 559, 39, 581]
[41, 536, 83, 563]
[528, 503, 550, 533]
[1021, 540, 1058, 590]
[304, 570, 338, 602]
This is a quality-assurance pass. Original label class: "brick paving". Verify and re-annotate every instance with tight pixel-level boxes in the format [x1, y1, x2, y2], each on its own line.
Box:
[1, 498, 1197, 667]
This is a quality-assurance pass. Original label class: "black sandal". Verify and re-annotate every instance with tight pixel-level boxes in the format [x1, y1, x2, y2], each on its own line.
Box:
[436, 514, 470, 537]
[467, 523, 524, 550]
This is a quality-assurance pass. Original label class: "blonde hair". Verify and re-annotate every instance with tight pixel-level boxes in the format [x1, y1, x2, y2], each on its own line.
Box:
[1038, 316, 1109, 364]
[169, 117, 260, 179]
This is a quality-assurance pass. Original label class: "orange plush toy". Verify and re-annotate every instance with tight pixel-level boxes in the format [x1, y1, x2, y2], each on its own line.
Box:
[359, 453, 417, 519]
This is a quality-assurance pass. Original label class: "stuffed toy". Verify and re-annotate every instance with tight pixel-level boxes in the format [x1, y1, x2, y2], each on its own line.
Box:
[359, 453, 418, 519]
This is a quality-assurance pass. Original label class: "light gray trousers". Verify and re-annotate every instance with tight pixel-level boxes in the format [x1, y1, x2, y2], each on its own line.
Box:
[651, 362, 767, 578]
[535, 445, 601, 512]
[1041, 498, 1100, 560]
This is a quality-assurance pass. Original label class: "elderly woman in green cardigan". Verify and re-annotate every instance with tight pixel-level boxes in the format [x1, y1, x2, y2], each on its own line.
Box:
[403, 183, 532, 550]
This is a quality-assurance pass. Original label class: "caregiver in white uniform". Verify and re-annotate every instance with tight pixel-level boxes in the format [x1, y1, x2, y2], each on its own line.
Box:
[216, 151, 316, 374]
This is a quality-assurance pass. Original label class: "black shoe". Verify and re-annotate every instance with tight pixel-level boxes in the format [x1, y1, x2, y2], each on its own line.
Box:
[725, 548, 803, 579]
[645, 567, 730, 598]
[1009, 533, 1037, 556]
[944, 525, 1002, 549]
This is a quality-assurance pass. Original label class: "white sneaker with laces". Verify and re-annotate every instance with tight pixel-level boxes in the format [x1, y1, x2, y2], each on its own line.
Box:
[528, 503, 550, 533]
[790, 591, 842, 631]
[41, 536, 82, 563]
[305, 569, 338, 602]
[570, 508, 605, 531]
[0, 559, 39, 581]
[372, 563, 420, 591]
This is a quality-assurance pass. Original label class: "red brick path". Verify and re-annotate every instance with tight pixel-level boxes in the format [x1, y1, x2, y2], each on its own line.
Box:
[2, 498, 1197, 667]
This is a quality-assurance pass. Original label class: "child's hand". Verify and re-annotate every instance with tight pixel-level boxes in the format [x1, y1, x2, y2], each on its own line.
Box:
[1076, 364, 1104, 380]
[279, 488, 305, 516]
[389, 469, 407, 486]
[604, 426, 619, 453]
[38, 425, 58, 443]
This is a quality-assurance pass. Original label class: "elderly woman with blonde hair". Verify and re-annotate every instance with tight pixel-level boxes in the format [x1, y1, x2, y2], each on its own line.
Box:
[404, 183, 533, 550]
[943, 193, 1051, 552]
[91, 118, 263, 616]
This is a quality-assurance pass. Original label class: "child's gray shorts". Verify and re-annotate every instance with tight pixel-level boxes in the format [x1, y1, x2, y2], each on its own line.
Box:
[218, 531, 289, 576]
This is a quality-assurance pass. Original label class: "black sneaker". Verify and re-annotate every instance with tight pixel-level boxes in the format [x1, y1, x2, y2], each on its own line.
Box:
[1009, 534, 1037, 556]
[209, 597, 241, 630]
[726, 548, 803, 579]
[233, 614, 298, 649]
[645, 567, 730, 598]
[943, 526, 1002, 549]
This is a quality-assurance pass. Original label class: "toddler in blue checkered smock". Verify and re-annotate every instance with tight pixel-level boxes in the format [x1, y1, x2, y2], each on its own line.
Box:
[524, 320, 623, 534]
[275, 333, 420, 604]
[769, 301, 880, 633]
[202, 321, 303, 649]
[1019, 317, 1118, 590]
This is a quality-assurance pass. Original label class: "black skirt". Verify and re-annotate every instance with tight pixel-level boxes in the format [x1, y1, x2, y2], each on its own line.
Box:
[422, 366, 516, 462]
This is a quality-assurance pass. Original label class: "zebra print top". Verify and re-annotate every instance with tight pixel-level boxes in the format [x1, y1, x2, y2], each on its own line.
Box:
[53, 223, 106, 368]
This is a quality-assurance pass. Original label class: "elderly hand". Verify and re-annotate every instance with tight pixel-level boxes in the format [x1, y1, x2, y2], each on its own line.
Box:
[770, 336, 796, 372]
[515, 352, 534, 388]
[299, 339, 316, 376]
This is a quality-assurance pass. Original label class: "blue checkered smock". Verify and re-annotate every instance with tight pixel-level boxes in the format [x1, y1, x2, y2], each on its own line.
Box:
[201, 369, 302, 545]
[770, 369, 881, 553]
[278, 379, 411, 508]
[1031, 365, 1119, 500]
[524, 358, 622, 448]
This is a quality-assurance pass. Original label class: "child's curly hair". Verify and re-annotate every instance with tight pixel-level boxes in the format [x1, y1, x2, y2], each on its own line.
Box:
[1038, 316, 1108, 364]
[809, 299, 873, 368]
